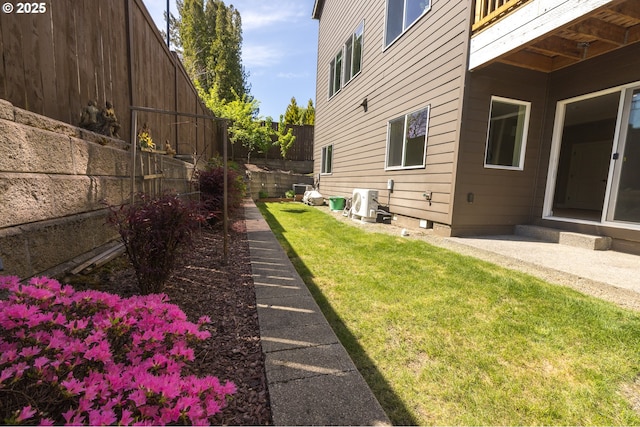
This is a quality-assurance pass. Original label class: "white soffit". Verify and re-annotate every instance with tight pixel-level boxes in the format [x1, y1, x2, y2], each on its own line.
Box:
[469, 0, 615, 70]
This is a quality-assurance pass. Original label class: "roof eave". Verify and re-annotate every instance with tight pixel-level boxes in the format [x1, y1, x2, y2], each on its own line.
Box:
[312, 0, 324, 20]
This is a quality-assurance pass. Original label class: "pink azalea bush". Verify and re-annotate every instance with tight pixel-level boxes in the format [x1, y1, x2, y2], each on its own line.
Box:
[0, 276, 235, 425]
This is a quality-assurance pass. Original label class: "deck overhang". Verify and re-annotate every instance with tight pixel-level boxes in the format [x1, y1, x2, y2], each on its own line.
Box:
[470, 0, 640, 72]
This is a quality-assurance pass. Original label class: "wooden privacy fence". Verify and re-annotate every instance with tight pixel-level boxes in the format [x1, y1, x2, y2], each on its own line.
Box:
[0, 0, 221, 159]
[233, 124, 314, 162]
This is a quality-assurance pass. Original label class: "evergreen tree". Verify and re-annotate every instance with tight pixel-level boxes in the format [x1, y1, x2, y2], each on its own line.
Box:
[300, 99, 315, 125]
[283, 97, 301, 125]
[176, 0, 247, 101]
[210, 5, 247, 102]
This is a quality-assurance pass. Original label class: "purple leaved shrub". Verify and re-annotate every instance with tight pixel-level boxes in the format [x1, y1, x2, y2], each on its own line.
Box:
[107, 192, 204, 295]
[0, 275, 235, 426]
[197, 166, 246, 223]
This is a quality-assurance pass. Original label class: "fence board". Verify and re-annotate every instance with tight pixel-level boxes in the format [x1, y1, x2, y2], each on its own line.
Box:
[0, 12, 4, 100]
[2, 11, 26, 110]
[0, 0, 218, 158]
[233, 124, 314, 162]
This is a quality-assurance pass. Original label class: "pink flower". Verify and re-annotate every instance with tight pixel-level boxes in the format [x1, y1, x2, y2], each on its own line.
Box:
[159, 406, 181, 424]
[0, 349, 18, 365]
[129, 389, 147, 406]
[138, 404, 159, 419]
[176, 395, 199, 413]
[16, 405, 37, 422]
[40, 417, 55, 426]
[67, 318, 89, 333]
[205, 398, 221, 416]
[141, 328, 164, 342]
[27, 312, 55, 328]
[47, 329, 68, 350]
[197, 315, 211, 325]
[191, 415, 209, 426]
[22, 285, 54, 301]
[77, 396, 92, 413]
[120, 409, 134, 426]
[0, 367, 14, 384]
[84, 340, 111, 363]
[83, 383, 99, 402]
[88, 408, 117, 426]
[20, 345, 41, 358]
[12, 362, 28, 379]
[169, 341, 194, 361]
[33, 356, 49, 370]
[4, 303, 39, 323]
[188, 402, 205, 421]
[62, 409, 76, 424]
[0, 276, 20, 291]
[61, 377, 84, 395]
[0, 275, 236, 427]
[85, 329, 106, 345]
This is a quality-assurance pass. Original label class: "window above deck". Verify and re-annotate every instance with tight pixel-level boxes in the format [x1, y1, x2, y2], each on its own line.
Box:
[470, 0, 640, 72]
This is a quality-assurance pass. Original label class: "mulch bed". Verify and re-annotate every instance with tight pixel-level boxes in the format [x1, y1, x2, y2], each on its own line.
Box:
[65, 211, 272, 425]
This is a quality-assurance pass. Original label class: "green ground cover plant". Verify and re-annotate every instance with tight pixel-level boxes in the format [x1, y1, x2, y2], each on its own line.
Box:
[258, 202, 640, 426]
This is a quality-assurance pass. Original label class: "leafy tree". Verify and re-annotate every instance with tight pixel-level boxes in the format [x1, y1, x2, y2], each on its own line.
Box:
[207, 90, 273, 162]
[276, 116, 296, 160]
[253, 118, 276, 160]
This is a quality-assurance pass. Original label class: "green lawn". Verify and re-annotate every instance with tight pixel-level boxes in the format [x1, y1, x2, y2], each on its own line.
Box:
[257, 202, 640, 426]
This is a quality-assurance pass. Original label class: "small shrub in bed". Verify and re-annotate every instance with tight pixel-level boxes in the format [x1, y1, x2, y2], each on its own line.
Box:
[107, 192, 204, 295]
[197, 166, 246, 223]
[0, 276, 235, 426]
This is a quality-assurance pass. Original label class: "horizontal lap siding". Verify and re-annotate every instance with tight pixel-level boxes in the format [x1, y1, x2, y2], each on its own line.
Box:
[315, 0, 470, 225]
[453, 63, 548, 234]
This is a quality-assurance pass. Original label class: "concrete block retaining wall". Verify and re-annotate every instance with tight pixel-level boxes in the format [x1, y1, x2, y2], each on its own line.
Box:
[0, 99, 195, 279]
[246, 170, 314, 201]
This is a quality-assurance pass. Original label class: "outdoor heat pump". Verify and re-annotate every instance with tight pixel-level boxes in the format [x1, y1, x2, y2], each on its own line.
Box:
[351, 189, 379, 222]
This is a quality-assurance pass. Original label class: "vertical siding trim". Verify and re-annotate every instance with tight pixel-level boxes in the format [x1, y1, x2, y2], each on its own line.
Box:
[448, 0, 474, 225]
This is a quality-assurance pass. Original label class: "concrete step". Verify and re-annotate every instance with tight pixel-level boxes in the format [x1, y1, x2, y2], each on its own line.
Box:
[515, 225, 612, 251]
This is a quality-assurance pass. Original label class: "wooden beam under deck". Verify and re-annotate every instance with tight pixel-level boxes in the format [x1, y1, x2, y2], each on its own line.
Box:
[472, 0, 640, 72]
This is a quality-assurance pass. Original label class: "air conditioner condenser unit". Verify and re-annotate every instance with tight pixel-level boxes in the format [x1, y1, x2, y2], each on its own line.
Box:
[351, 189, 378, 222]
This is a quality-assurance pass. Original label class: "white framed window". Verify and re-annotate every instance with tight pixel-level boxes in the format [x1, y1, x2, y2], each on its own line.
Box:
[386, 106, 430, 169]
[321, 145, 333, 174]
[484, 96, 531, 170]
[329, 21, 364, 98]
[344, 21, 364, 84]
[328, 50, 342, 98]
[385, 0, 431, 47]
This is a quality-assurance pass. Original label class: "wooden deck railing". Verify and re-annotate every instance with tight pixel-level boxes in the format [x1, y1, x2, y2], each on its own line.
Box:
[473, 0, 532, 32]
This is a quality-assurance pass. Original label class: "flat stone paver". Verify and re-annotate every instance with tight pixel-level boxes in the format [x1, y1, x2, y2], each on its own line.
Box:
[244, 200, 391, 426]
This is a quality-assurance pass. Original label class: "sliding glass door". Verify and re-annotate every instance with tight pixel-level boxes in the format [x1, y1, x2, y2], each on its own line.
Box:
[546, 83, 640, 227]
[608, 88, 640, 223]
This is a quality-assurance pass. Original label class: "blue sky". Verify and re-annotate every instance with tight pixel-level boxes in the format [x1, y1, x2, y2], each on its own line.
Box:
[143, 0, 319, 120]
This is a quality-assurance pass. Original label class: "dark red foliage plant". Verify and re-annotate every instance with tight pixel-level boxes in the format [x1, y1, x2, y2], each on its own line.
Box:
[197, 166, 246, 223]
[107, 192, 204, 295]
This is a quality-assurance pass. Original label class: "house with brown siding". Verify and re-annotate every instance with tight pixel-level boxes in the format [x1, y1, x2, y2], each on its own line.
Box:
[312, 0, 640, 254]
